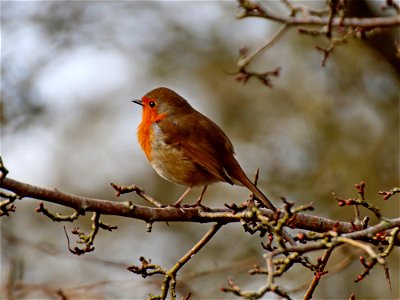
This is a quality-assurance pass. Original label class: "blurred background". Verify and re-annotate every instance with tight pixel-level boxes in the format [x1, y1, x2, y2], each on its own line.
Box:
[1, 1, 399, 299]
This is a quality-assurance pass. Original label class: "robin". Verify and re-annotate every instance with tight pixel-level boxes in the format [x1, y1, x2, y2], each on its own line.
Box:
[133, 87, 277, 212]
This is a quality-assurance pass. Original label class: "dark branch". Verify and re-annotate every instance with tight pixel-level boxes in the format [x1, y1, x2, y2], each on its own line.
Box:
[2, 177, 399, 244]
[238, 3, 400, 29]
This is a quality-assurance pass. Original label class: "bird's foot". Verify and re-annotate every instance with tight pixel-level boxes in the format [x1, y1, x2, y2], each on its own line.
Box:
[163, 201, 187, 213]
[183, 201, 210, 211]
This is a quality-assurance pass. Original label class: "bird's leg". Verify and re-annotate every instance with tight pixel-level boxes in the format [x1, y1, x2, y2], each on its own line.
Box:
[171, 187, 192, 207]
[184, 186, 209, 208]
[194, 186, 208, 206]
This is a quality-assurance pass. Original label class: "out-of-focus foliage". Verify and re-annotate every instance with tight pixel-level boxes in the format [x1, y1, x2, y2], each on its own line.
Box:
[1, 1, 398, 299]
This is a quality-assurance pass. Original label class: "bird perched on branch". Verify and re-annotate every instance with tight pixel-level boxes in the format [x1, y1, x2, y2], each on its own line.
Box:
[133, 87, 276, 212]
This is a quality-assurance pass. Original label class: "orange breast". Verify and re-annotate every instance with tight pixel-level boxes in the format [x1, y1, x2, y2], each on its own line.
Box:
[137, 118, 153, 160]
[137, 105, 167, 161]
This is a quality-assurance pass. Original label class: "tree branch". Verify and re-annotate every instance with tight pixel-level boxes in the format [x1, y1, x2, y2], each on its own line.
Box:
[235, 0, 400, 81]
[237, 1, 400, 29]
[1, 177, 399, 244]
[129, 223, 223, 299]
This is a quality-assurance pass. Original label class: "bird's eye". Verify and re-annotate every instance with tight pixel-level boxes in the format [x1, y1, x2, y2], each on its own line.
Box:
[149, 101, 156, 108]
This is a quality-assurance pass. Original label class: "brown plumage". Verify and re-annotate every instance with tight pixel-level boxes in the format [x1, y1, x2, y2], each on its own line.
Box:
[134, 87, 276, 211]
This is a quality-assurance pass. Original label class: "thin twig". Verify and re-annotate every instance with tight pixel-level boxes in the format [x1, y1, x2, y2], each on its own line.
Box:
[238, 3, 400, 29]
[110, 182, 163, 207]
[303, 247, 334, 300]
[237, 23, 289, 69]
[378, 187, 400, 201]
[336, 237, 385, 265]
[129, 223, 224, 299]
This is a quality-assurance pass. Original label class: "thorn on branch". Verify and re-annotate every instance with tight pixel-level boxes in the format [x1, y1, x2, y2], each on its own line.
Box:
[249, 167, 260, 203]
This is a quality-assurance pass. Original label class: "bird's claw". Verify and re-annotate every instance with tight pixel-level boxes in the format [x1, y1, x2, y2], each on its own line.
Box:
[183, 202, 210, 211]
[163, 202, 186, 213]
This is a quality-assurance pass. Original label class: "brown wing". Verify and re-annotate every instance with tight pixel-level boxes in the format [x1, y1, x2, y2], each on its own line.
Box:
[158, 110, 235, 185]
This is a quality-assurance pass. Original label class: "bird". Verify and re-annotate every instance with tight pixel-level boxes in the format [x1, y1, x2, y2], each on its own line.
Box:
[133, 87, 277, 212]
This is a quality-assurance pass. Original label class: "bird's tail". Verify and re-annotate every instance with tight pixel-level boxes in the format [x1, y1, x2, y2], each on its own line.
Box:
[226, 157, 276, 212]
[240, 173, 277, 212]
[227, 160, 298, 245]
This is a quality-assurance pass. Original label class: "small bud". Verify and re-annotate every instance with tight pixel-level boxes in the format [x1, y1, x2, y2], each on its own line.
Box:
[297, 232, 305, 240]
[345, 199, 353, 205]
[359, 256, 365, 263]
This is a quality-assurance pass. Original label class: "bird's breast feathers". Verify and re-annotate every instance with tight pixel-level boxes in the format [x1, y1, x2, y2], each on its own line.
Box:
[137, 113, 167, 160]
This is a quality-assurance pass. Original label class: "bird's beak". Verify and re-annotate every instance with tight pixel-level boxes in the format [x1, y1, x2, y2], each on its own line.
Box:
[132, 99, 143, 106]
